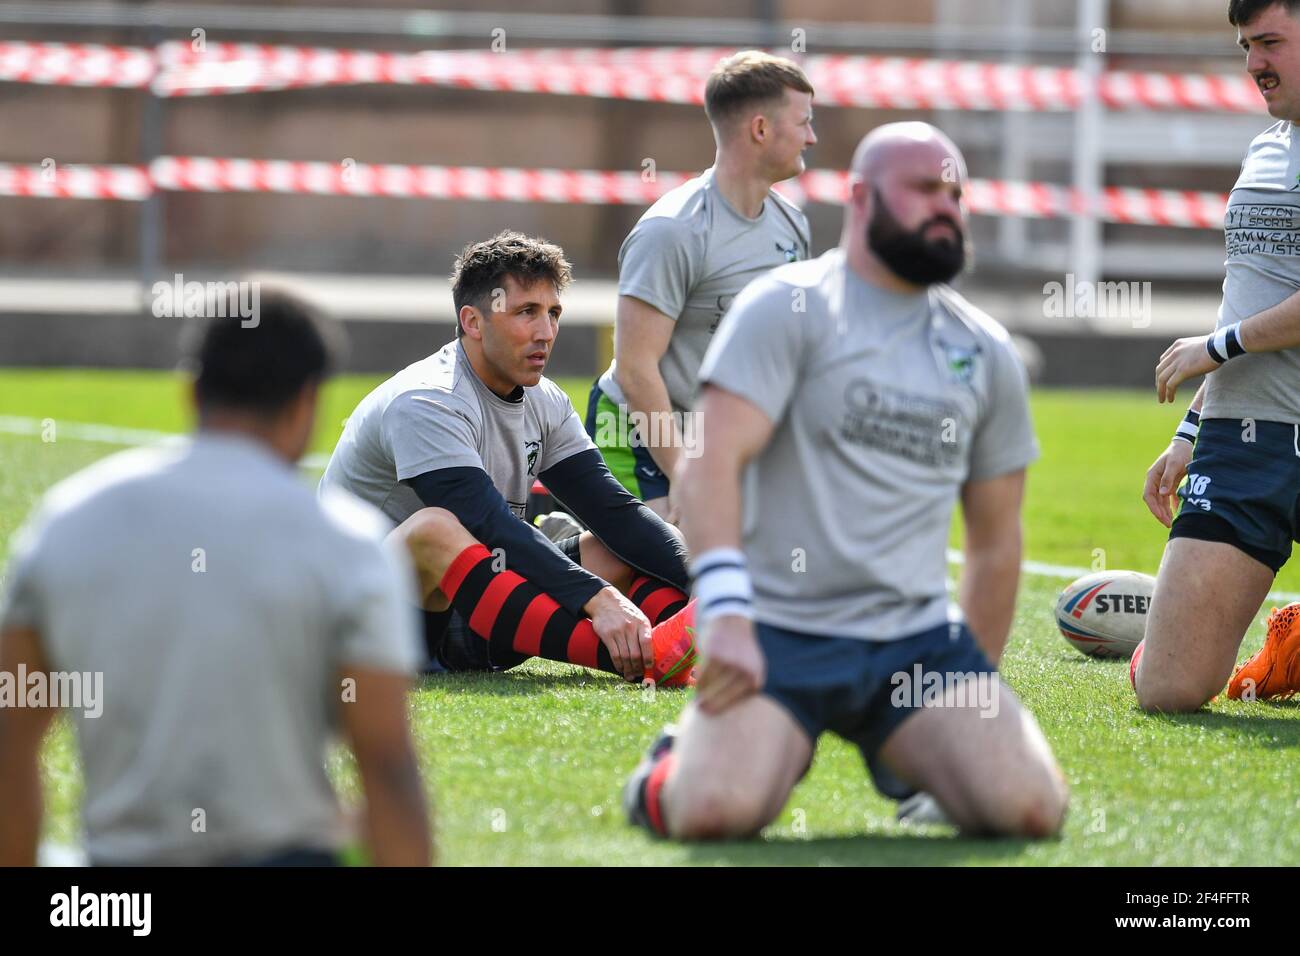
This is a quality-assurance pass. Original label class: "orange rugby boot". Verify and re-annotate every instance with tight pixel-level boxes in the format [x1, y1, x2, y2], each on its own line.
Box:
[645, 599, 697, 688]
[1227, 603, 1300, 701]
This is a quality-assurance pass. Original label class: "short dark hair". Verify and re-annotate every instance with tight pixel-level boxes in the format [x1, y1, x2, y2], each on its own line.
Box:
[185, 288, 343, 414]
[449, 231, 572, 338]
[1229, 0, 1300, 25]
[704, 51, 814, 128]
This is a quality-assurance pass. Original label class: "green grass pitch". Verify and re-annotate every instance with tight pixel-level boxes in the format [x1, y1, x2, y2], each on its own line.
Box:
[2, 368, 1299, 866]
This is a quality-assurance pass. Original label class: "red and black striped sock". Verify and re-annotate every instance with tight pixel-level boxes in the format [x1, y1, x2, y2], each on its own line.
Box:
[438, 543, 618, 675]
[642, 752, 676, 837]
[627, 575, 689, 626]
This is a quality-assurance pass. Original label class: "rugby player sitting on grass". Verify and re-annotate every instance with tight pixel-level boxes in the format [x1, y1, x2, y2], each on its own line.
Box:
[320, 232, 696, 686]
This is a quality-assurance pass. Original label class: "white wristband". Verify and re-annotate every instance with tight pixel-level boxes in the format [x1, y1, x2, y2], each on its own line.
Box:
[1206, 322, 1245, 364]
[1172, 409, 1200, 445]
[692, 548, 754, 625]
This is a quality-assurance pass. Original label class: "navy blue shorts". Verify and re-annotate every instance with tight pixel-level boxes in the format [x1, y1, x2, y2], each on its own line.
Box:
[756, 619, 997, 799]
[1170, 418, 1300, 573]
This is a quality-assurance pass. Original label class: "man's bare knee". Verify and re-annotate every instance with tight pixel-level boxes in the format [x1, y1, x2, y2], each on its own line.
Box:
[1134, 660, 1218, 714]
[1137, 538, 1271, 715]
[662, 697, 807, 841]
[900, 700, 1069, 840]
[1017, 768, 1069, 839]
[668, 781, 771, 841]
[1135, 683, 1213, 714]
[970, 764, 1069, 839]
[578, 532, 634, 593]
[399, 507, 469, 573]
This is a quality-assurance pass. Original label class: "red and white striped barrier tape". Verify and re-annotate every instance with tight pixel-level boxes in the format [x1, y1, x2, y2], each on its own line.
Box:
[148, 157, 698, 203]
[796, 171, 1229, 229]
[0, 40, 1265, 113]
[0, 163, 152, 200]
[0, 42, 154, 88]
[0, 158, 1230, 229]
[149, 44, 1270, 113]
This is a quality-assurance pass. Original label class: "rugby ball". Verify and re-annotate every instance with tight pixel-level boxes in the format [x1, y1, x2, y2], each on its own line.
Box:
[1055, 570, 1155, 659]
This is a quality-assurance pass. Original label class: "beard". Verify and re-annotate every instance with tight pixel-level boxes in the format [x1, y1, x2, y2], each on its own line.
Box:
[866, 188, 966, 286]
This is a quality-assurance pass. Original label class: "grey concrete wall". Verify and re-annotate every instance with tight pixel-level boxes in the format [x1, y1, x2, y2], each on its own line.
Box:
[0, 311, 603, 378]
[0, 308, 1192, 388]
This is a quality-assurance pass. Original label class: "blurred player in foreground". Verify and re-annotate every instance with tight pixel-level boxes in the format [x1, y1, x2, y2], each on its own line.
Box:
[625, 123, 1068, 840]
[0, 292, 432, 866]
[320, 232, 697, 686]
[1139, 0, 1300, 708]
[585, 51, 815, 521]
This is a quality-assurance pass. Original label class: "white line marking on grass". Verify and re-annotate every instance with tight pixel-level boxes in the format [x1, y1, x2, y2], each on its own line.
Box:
[947, 549, 1091, 580]
[946, 548, 1300, 603]
[0, 415, 178, 448]
[6, 415, 1300, 603]
[0, 415, 330, 470]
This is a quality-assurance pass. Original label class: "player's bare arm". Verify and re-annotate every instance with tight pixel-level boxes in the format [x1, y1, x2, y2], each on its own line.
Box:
[958, 469, 1026, 663]
[1161, 286, 1300, 398]
[1143, 382, 1204, 527]
[676, 383, 774, 714]
[612, 294, 685, 517]
[0, 625, 57, 866]
[1155, 334, 1221, 403]
[1234, 286, 1300, 351]
[339, 666, 433, 867]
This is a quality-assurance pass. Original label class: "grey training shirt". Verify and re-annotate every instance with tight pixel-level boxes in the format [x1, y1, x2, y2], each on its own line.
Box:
[0, 432, 421, 865]
[698, 249, 1038, 641]
[598, 166, 811, 414]
[320, 339, 595, 524]
[1205, 119, 1300, 423]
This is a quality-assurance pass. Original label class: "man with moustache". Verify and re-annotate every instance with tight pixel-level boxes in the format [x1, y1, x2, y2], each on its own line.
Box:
[623, 123, 1069, 840]
[1140, 0, 1300, 708]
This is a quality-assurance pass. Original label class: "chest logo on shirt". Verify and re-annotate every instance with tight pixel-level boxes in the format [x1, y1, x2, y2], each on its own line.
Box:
[937, 340, 981, 386]
[525, 439, 541, 476]
[709, 294, 736, 334]
[841, 379, 964, 469]
[775, 239, 799, 262]
[1223, 201, 1300, 257]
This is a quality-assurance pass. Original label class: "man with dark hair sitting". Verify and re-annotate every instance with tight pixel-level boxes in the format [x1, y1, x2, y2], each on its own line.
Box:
[320, 232, 697, 686]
